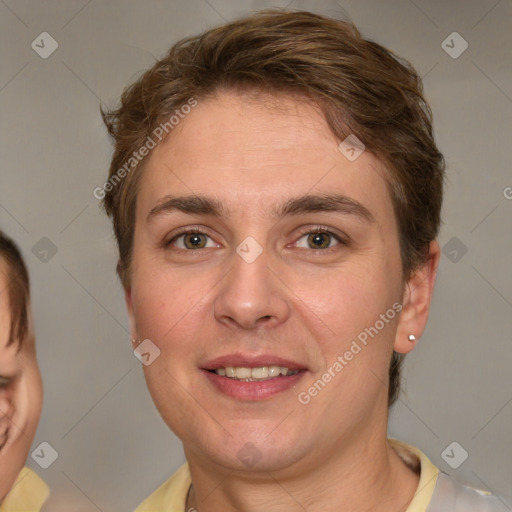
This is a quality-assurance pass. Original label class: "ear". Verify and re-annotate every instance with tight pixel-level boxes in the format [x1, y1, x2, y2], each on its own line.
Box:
[394, 240, 440, 354]
[124, 286, 138, 342]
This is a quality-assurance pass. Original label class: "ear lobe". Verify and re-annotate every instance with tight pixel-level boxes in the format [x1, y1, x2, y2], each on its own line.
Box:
[394, 241, 440, 354]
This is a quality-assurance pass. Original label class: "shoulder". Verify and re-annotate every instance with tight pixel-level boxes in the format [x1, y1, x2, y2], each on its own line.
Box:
[428, 472, 507, 511]
[134, 463, 191, 512]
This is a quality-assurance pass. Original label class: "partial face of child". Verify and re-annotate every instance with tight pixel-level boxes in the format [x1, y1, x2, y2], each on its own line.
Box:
[0, 259, 43, 502]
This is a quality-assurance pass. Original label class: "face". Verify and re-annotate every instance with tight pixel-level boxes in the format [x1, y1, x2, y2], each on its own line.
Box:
[0, 260, 43, 501]
[126, 91, 435, 474]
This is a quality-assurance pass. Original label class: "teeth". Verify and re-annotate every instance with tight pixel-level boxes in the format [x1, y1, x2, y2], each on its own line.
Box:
[235, 367, 252, 379]
[251, 367, 268, 379]
[214, 365, 299, 380]
[268, 366, 280, 377]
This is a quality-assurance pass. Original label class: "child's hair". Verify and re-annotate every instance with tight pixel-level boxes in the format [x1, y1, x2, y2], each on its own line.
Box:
[0, 231, 30, 347]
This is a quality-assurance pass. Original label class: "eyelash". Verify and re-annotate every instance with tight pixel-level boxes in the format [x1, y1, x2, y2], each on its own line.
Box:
[165, 225, 348, 253]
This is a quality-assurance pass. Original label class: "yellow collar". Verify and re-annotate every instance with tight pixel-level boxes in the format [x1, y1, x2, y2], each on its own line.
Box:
[388, 439, 440, 511]
[0, 467, 49, 512]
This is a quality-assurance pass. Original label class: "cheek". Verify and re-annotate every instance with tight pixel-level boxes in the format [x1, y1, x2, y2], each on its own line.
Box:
[0, 395, 12, 445]
[132, 268, 205, 342]
[27, 365, 43, 427]
[14, 367, 43, 443]
[0, 374, 41, 501]
[292, 259, 401, 403]
[293, 261, 397, 338]
[130, 260, 217, 381]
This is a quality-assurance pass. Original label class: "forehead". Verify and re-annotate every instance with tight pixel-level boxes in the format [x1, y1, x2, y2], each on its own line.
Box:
[0, 259, 14, 356]
[138, 91, 393, 223]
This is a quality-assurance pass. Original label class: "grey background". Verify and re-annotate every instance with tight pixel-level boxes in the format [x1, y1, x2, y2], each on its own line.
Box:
[1, 0, 511, 510]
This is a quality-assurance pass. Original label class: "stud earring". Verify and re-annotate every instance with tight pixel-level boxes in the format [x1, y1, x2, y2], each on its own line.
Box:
[408, 334, 416, 342]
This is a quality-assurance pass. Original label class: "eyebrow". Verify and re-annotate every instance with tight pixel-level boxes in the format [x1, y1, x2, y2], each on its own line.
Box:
[147, 193, 375, 223]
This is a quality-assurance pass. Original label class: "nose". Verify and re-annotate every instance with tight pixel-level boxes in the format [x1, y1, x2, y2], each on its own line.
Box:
[213, 242, 290, 330]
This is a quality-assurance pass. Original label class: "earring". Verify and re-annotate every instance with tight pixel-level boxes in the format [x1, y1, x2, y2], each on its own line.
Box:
[408, 334, 416, 342]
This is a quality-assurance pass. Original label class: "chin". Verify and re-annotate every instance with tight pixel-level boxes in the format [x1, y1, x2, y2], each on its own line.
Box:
[188, 426, 307, 473]
[222, 445, 306, 474]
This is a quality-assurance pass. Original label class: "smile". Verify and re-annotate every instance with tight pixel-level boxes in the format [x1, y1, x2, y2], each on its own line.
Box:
[212, 366, 299, 381]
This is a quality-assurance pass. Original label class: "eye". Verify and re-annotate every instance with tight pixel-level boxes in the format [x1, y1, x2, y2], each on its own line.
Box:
[166, 228, 219, 250]
[294, 227, 346, 251]
[0, 376, 12, 390]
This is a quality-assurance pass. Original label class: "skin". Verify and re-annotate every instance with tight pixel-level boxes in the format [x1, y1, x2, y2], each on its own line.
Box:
[0, 259, 43, 503]
[126, 90, 440, 512]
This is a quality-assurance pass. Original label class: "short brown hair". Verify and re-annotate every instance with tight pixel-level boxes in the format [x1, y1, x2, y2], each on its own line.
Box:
[102, 10, 445, 405]
[0, 231, 30, 347]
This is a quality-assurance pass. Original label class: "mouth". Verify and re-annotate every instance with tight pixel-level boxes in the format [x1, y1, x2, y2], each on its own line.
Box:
[201, 355, 307, 400]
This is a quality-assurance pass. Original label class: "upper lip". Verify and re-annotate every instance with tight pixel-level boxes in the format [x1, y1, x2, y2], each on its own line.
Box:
[202, 353, 307, 371]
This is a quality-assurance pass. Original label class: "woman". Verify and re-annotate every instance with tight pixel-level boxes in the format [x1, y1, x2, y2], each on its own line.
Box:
[101, 10, 505, 511]
[0, 231, 48, 511]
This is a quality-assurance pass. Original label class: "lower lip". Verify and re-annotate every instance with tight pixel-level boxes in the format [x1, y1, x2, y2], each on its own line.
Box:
[201, 369, 306, 400]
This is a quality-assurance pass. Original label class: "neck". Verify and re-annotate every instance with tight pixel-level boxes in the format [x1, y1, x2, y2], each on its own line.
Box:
[184, 430, 419, 512]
